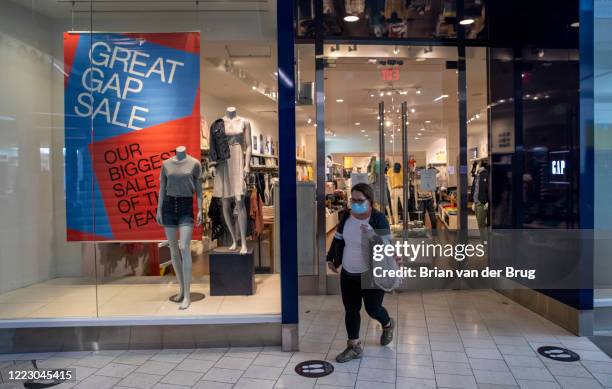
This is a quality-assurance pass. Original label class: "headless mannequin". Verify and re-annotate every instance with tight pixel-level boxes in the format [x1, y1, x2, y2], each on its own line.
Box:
[209, 107, 252, 254]
[156, 146, 203, 310]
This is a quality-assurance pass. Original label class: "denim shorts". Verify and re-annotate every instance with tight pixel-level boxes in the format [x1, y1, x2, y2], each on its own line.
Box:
[161, 196, 194, 227]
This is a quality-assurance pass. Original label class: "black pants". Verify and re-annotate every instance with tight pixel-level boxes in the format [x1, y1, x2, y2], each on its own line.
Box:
[340, 269, 390, 340]
[419, 198, 437, 229]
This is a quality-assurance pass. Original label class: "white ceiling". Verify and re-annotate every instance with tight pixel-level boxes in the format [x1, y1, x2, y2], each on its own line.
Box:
[297, 44, 488, 154]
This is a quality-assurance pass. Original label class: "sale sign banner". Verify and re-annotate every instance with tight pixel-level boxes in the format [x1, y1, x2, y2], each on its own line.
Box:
[64, 32, 201, 241]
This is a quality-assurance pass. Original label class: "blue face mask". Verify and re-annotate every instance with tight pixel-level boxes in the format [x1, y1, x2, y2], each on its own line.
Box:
[352, 200, 370, 214]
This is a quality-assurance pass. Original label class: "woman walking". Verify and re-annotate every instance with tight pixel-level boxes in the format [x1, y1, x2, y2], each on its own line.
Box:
[327, 183, 395, 363]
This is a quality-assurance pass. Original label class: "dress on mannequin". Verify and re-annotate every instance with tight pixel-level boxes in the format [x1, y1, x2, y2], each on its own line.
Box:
[156, 146, 202, 310]
[208, 107, 252, 254]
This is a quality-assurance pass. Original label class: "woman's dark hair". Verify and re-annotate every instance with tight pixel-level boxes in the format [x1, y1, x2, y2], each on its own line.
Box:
[351, 183, 375, 205]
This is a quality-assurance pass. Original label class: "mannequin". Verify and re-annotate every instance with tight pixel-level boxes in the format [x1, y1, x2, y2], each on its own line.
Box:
[387, 162, 403, 224]
[156, 146, 203, 310]
[471, 160, 489, 234]
[209, 107, 252, 254]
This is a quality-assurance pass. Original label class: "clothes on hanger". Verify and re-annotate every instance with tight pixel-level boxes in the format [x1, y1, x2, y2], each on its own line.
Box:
[249, 187, 264, 238]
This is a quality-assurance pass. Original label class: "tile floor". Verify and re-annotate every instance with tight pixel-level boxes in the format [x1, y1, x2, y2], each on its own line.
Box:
[0, 275, 280, 319]
[0, 290, 611, 388]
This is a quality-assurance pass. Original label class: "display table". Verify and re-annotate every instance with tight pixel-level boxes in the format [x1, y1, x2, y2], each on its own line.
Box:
[209, 247, 254, 295]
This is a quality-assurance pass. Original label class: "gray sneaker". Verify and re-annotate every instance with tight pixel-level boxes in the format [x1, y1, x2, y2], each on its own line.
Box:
[380, 317, 395, 346]
[335, 340, 363, 363]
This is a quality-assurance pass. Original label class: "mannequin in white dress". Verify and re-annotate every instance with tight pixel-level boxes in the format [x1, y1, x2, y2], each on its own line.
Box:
[209, 107, 252, 254]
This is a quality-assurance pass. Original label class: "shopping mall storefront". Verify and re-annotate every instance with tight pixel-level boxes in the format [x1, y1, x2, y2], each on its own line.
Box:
[0, 0, 607, 353]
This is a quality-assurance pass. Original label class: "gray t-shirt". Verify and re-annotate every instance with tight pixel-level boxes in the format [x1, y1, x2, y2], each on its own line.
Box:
[160, 156, 202, 197]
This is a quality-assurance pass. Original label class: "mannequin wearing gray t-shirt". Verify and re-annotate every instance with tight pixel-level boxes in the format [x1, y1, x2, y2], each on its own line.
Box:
[160, 155, 202, 197]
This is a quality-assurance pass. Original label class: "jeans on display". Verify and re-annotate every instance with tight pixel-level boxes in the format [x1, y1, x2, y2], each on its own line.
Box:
[419, 198, 437, 229]
[340, 269, 390, 340]
[390, 187, 402, 224]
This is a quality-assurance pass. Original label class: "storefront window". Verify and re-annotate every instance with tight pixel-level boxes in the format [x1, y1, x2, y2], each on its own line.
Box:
[0, 0, 280, 321]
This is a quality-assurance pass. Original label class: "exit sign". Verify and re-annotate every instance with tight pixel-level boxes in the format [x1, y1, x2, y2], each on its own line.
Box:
[381, 67, 400, 81]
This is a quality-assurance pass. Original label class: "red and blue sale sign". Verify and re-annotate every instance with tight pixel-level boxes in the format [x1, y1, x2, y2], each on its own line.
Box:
[64, 32, 201, 241]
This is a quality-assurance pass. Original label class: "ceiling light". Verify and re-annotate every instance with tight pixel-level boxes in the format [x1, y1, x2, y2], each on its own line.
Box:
[252, 85, 257, 90]
[420, 128, 425, 132]
[386, 91, 392, 96]
[406, 121, 409, 125]
[417, 133, 422, 136]
[368, 58, 377, 64]
[416, 58, 426, 62]
[393, 46, 400, 55]
[364, 134, 369, 137]
[571, 21, 579, 28]
[425, 120, 431, 123]
[379, 92, 385, 97]
[344, 15, 359, 22]
[307, 118, 312, 124]
[410, 108, 416, 113]
[414, 137, 420, 140]
[355, 122, 360, 126]
[416, 89, 422, 95]
[533, 96, 539, 100]
[475, 114, 480, 119]
[545, 95, 550, 99]
[314, 123, 317, 127]
[333, 133, 337, 137]
[370, 93, 375, 97]
[336, 98, 344, 103]
[361, 129, 365, 132]
[377, 115, 380, 119]
[459, 18, 475, 25]
[433, 94, 448, 102]
[390, 140, 393, 144]
[385, 121, 391, 127]
[498, 99, 505, 103]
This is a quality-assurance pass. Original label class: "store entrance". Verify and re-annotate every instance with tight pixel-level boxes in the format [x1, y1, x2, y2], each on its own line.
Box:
[322, 44, 460, 235]
[295, 43, 489, 293]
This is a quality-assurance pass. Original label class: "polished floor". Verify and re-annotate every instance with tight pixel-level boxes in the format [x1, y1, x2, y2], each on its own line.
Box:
[1, 290, 611, 388]
[0, 275, 280, 319]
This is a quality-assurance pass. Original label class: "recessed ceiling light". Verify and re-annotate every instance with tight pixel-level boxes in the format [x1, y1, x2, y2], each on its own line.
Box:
[344, 15, 359, 22]
[571, 21, 579, 28]
[336, 98, 344, 103]
[410, 108, 416, 113]
[498, 99, 505, 103]
[361, 129, 365, 132]
[420, 128, 425, 132]
[355, 122, 360, 126]
[252, 85, 257, 90]
[533, 96, 539, 100]
[416, 89, 422, 95]
[425, 120, 431, 123]
[390, 140, 393, 144]
[475, 114, 480, 119]
[386, 91, 392, 96]
[314, 123, 317, 127]
[417, 133, 422, 136]
[414, 137, 420, 140]
[460, 18, 475, 25]
[416, 58, 426, 62]
[385, 121, 391, 127]
[379, 92, 385, 97]
[368, 58, 377, 64]
[370, 94, 375, 97]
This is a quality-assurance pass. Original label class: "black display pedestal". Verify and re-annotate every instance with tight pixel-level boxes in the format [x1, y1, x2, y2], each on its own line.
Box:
[209, 247, 255, 296]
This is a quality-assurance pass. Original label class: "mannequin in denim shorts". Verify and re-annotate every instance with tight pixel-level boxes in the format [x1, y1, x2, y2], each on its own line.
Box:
[156, 146, 202, 310]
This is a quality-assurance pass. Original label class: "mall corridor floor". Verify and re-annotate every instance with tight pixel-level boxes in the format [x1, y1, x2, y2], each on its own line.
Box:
[1, 290, 611, 389]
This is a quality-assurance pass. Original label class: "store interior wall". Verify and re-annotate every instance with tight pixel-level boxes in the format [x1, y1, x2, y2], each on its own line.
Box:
[0, 0, 280, 293]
